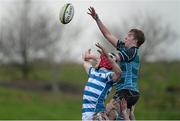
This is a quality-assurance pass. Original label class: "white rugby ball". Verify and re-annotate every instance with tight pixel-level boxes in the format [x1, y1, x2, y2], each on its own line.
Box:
[59, 3, 74, 24]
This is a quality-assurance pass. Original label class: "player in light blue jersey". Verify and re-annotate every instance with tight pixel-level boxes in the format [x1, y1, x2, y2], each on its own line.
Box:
[82, 43, 121, 120]
[88, 7, 145, 120]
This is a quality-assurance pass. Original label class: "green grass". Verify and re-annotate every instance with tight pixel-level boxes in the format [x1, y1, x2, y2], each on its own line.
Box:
[0, 62, 180, 119]
[0, 87, 81, 119]
[0, 63, 87, 86]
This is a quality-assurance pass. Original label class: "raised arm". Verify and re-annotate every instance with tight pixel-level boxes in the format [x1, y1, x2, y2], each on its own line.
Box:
[95, 43, 121, 81]
[84, 49, 99, 62]
[88, 7, 119, 48]
[82, 49, 94, 74]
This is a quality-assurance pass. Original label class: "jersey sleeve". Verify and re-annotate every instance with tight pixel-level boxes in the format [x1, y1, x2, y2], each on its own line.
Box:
[118, 47, 138, 62]
[116, 40, 125, 50]
[88, 67, 94, 76]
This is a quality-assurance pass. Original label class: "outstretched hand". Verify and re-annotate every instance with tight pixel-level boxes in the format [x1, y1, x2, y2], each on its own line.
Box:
[95, 43, 107, 56]
[120, 98, 130, 121]
[87, 6, 98, 20]
[120, 98, 128, 113]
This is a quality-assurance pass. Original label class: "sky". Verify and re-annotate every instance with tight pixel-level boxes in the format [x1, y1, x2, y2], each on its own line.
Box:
[0, 0, 180, 62]
[49, 0, 180, 62]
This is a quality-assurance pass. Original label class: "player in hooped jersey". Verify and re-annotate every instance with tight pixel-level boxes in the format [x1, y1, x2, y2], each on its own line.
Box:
[82, 43, 121, 120]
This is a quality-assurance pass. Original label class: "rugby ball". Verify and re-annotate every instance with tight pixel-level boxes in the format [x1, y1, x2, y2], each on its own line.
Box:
[59, 3, 74, 24]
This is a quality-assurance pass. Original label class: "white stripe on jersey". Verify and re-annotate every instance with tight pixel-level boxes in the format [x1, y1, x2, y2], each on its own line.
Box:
[90, 69, 106, 78]
[88, 78, 106, 87]
[83, 95, 98, 102]
[82, 112, 94, 120]
[122, 51, 130, 60]
[83, 104, 96, 109]
[85, 86, 102, 96]
[119, 51, 125, 60]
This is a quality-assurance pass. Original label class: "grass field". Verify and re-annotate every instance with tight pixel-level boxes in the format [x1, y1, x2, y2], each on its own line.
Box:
[0, 62, 179, 119]
[0, 87, 81, 119]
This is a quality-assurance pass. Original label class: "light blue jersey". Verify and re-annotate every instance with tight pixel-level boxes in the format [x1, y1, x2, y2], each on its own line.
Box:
[116, 40, 140, 92]
[82, 67, 114, 120]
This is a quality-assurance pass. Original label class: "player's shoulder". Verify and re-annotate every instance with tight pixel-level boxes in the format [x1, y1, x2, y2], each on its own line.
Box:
[128, 46, 138, 53]
[116, 40, 125, 49]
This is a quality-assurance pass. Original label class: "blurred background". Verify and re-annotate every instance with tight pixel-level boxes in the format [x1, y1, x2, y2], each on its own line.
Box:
[0, 0, 179, 119]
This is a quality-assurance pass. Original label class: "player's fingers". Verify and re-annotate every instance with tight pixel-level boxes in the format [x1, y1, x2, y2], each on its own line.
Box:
[121, 98, 124, 104]
[122, 98, 126, 103]
[96, 44, 105, 54]
[92, 9, 95, 13]
[97, 49, 102, 54]
[120, 100, 122, 105]
[98, 43, 104, 51]
[90, 6, 95, 11]
[95, 43, 102, 50]
[90, 6, 93, 10]
[122, 98, 127, 107]
[87, 12, 92, 16]
[96, 42, 101, 47]
[88, 8, 92, 13]
[90, 7, 96, 13]
[95, 42, 99, 47]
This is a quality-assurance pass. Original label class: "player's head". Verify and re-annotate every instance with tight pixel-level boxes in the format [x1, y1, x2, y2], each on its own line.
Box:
[95, 54, 112, 70]
[124, 29, 145, 48]
[95, 53, 117, 70]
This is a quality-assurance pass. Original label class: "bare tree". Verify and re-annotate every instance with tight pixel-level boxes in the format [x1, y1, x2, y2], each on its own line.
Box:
[0, 0, 64, 79]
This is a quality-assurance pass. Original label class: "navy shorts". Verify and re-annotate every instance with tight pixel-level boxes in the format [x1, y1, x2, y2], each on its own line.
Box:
[113, 89, 140, 109]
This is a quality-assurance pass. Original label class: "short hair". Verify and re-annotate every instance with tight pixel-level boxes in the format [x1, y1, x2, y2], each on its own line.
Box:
[129, 29, 145, 47]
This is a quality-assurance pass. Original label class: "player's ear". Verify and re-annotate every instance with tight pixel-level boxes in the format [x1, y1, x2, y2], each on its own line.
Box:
[134, 39, 138, 43]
